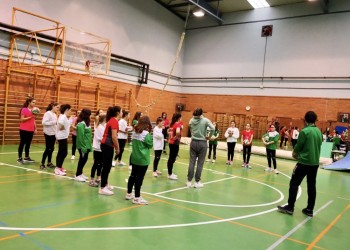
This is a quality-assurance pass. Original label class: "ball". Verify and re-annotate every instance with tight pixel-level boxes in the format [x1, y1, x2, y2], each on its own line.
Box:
[244, 139, 249, 145]
[264, 136, 269, 142]
[210, 136, 216, 140]
[32, 107, 40, 115]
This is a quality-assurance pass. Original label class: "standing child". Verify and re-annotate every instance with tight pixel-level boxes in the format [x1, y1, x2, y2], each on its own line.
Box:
[74, 109, 92, 182]
[17, 97, 38, 163]
[55, 104, 72, 176]
[127, 111, 143, 169]
[152, 117, 164, 177]
[40, 102, 59, 169]
[69, 110, 80, 160]
[241, 123, 254, 169]
[262, 124, 280, 174]
[207, 122, 220, 163]
[167, 112, 182, 180]
[126, 116, 153, 205]
[112, 111, 130, 167]
[224, 121, 239, 165]
[161, 112, 169, 154]
[90, 114, 106, 187]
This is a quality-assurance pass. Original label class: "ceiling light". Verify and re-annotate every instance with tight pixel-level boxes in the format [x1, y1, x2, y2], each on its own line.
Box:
[247, 0, 270, 9]
[193, 9, 205, 17]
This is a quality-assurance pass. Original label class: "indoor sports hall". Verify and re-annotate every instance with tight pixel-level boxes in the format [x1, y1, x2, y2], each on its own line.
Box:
[0, 1, 349, 249]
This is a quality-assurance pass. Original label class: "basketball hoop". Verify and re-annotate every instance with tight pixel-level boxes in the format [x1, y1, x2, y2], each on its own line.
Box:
[85, 59, 104, 79]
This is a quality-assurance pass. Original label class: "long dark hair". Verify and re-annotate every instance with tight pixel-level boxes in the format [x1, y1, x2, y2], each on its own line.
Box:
[46, 102, 59, 112]
[170, 112, 182, 127]
[106, 106, 121, 122]
[134, 116, 152, 133]
[19, 97, 35, 117]
[60, 104, 71, 114]
[122, 110, 129, 118]
[77, 108, 92, 127]
[132, 112, 142, 121]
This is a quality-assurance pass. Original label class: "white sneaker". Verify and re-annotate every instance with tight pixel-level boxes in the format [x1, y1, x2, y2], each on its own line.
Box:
[168, 174, 178, 180]
[112, 161, 116, 167]
[74, 175, 86, 182]
[71, 155, 75, 160]
[206, 159, 211, 162]
[129, 165, 132, 170]
[81, 174, 88, 180]
[156, 170, 162, 175]
[246, 164, 252, 169]
[118, 161, 126, 166]
[274, 169, 279, 174]
[107, 184, 114, 191]
[153, 172, 158, 177]
[54, 167, 66, 176]
[125, 193, 134, 200]
[99, 187, 114, 195]
[186, 181, 192, 188]
[212, 159, 216, 163]
[194, 181, 204, 188]
[132, 197, 148, 205]
[241, 163, 246, 167]
[265, 168, 272, 172]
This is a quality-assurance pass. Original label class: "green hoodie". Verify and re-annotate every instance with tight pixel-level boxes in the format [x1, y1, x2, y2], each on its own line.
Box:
[189, 115, 215, 141]
[293, 124, 322, 166]
[130, 131, 153, 166]
[76, 121, 92, 154]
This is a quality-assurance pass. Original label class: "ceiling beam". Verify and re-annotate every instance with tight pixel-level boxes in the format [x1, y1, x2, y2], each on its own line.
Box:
[154, 0, 186, 20]
[188, 0, 224, 24]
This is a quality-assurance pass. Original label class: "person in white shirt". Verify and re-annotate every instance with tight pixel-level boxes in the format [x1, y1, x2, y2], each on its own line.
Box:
[152, 117, 164, 177]
[112, 111, 130, 167]
[55, 104, 72, 176]
[40, 102, 59, 170]
[90, 114, 106, 186]
[291, 127, 299, 148]
[224, 121, 240, 165]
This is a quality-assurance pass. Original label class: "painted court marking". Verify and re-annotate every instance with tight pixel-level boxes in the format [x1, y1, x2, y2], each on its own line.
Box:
[0, 156, 302, 231]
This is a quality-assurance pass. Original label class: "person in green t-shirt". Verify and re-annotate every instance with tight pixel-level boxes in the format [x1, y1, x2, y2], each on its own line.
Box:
[206, 122, 220, 163]
[262, 124, 280, 174]
[126, 115, 153, 205]
[277, 111, 322, 217]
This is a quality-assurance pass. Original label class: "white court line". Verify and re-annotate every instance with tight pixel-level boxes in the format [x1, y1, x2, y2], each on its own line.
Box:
[266, 200, 334, 250]
[154, 176, 237, 195]
[0, 151, 43, 155]
[337, 196, 350, 201]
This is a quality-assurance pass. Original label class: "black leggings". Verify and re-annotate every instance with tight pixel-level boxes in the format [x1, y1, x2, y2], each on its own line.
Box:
[162, 128, 168, 151]
[56, 139, 68, 168]
[280, 137, 288, 148]
[42, 134, 56, 164]
[153, 150, 162, 172]
[71, 134, 77, 156]
[266, 148, 277, 169]
[100, 143, 114, 188]
[127, 164, 148, 198]
[18, 130, 34, 158]
[91, 151, 103, 178]
[167, 144, 179, 175]
[208, 144, 217, 159]
[243, 145, 252, 164]
[114, 139, 126, 161]
[75, 149, 90, 176]
[227, 142, 236, 161]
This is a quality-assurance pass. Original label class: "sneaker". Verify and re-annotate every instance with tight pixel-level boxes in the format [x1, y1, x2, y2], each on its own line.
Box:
[107, 184, 114, 191]
[229, 161, 233, 165]
[212, 159, 216, 163]
[74, 175, 86, 182]
[81, 174, 88, 180]
[99, 187, 114, 195]
[226, 161, 230, 165]
[194, 181, 204, 188]
[206, 159, 211, 162]
[129, 165, 132, 170]
[71, 155, 75, 160]
[302, 208, 313, 217]
[168, 174, 178, 180]
[241, 163, 246, 167]
[112, 161, 116, 167]
[245, 164, 252, 169]
[277, 205, 294, 215]
[163, 150, 167, 155]
[186, 181, 192, 188]
[132, 197, 148, 205]
[89, 180, 99, 187]
[156, 170, 162, 175]
[118, 161, 126, 166]
[61, 167, 67, 172]
[95, 178, 101, 184]
[274, 169, 279, 174]
[54, 167, 66, 176]
[265, 168, 272, 172]
[39, 164, 46, 170]
[46, 163, 55, 168]
[125, 193, 134, 200]
[17, 158, 23, 164]
[23, 157, 35, 163]
[153, 171, 158, 177]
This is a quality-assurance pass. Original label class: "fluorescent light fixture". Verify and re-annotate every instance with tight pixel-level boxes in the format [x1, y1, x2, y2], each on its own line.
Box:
[193, 9, 205, 17]
[247, 0, 270, 9]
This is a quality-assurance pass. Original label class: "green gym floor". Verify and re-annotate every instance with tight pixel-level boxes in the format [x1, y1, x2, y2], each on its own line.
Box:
[0, 143, 349, 250]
